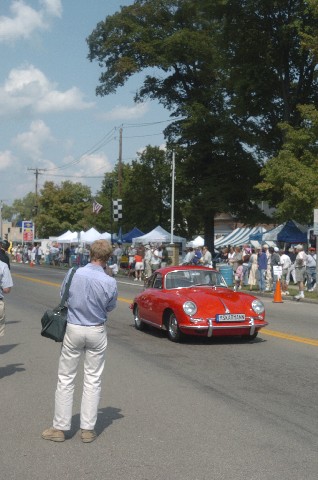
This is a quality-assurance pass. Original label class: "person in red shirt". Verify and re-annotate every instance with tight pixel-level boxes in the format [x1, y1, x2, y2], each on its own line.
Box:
[134, 253, 144, 281]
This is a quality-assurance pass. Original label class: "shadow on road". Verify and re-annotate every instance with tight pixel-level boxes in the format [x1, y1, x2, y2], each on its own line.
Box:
[0, 343, 19, 355]
[0, 363, 25, 379]
[68, 406, 124, 438]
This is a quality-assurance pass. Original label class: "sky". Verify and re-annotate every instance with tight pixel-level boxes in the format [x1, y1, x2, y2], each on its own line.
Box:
[0, 0, 169, 206]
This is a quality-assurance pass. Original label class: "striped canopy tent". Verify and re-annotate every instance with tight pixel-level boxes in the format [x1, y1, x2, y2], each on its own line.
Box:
[214, 227, 266, 248]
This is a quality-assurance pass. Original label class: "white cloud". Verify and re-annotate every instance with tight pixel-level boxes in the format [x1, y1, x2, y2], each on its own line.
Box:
[13, 120, 54, 159]
[0, 0, 62, 43]
[0, 150, 16, 170]
[73, 152, 113, 178]
[36, 86, 94, 113]
[40, 0, 62, 17]
[0, 64, 94, 115]
[101, 102, 149, 121]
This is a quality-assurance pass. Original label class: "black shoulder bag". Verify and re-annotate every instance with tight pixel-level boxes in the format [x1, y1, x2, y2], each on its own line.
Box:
[41, 268, 77, 342]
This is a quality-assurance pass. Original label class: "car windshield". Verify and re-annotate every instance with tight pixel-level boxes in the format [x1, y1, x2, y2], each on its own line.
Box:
[165, 270, 227, 289]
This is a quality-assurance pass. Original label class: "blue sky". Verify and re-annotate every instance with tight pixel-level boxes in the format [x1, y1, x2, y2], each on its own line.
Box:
[0, 0, 169, 205]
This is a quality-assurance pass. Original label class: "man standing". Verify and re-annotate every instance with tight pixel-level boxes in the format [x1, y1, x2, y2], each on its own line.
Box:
[306, 247, 316, 292]
[144, 245, 153, 278]
[257, 247, 267, 293]
[42, 240, 118, 443]
[294, 244, 307, 301]
[0, 239, 10, 269]
[0, 259, 13, 338]
[201, 246, 212, 267]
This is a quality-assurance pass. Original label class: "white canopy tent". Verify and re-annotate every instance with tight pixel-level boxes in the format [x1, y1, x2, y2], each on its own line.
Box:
[56, 228, 112, 245]
[187, 235, 205, 247]
[80, 227, 102, 244]
[56, 230, 81, 243]
[132, 225, 186, 245]
[100, 231, 111, 240]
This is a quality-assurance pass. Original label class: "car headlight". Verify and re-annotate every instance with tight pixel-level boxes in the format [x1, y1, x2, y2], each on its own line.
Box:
[183, 301, 197, 316]
[251, 299, 265, 315]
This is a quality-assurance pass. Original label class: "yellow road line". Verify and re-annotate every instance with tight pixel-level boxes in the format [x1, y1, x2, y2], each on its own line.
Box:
[13, 273, 59, 287]
[13, 273, 132, 305]
[12, 273, 318, 346]
[262, 329, 318, 347]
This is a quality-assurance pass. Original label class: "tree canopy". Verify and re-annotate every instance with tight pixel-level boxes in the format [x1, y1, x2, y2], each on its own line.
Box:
[257, 104, 318, 223]
[87, 0, 318, 249]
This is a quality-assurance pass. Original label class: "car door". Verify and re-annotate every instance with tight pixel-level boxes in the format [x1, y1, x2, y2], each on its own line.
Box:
[138, 273, 165, 326]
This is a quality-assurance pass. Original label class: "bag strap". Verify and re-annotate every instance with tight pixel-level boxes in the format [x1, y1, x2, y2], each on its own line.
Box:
[59, 268, 77, 308]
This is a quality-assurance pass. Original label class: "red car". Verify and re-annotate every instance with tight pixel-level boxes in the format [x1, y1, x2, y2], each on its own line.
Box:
[130, 266, 267, 342]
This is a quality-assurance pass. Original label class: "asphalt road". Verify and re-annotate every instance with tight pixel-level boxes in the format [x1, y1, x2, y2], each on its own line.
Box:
[1, 264, 318, 480]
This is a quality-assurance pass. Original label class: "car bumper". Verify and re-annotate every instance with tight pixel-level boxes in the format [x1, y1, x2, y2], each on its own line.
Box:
[179, 317, 268, 337]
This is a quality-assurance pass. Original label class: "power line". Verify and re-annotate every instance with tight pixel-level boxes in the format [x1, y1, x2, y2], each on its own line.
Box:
[44, 127, 117, 172]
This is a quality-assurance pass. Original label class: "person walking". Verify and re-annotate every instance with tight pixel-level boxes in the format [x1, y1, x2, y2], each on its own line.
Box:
[306, 247, 316, 292]
[201, 246, 212, 267]
[269, 246, 281, 293]
[0, 239, 11, 269]
[0, 259, 13, 338]
[248, 249, 258, 291]
[294, 244, 307, 301]
[280, 249, 292, 295]
[134, 251, 144, 281]
[42, 240, 118, 443]
[257, 247, 267, 292]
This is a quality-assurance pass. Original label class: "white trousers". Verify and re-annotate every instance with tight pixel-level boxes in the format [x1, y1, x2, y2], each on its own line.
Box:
[53, 323, 107, 431]
[0, 300, 5, 337]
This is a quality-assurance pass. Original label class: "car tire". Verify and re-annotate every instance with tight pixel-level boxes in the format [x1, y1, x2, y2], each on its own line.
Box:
[134, 305, 145, 331]
[167, 312, 182, 342]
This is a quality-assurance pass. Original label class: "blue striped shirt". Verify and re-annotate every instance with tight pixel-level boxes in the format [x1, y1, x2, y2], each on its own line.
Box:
[61, 264, 118, 326]
[0, 260, 13, 299]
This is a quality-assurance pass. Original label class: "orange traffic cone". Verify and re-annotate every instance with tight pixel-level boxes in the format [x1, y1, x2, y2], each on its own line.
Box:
[273, 278, 283, 303]
[30, 261, 34, 267]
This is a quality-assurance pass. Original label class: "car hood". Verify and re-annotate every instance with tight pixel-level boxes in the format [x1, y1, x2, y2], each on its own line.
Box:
[174, 287, 256, 312]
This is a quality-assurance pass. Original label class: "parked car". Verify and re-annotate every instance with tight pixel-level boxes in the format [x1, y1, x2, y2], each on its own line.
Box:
[130, 266, 267, 342]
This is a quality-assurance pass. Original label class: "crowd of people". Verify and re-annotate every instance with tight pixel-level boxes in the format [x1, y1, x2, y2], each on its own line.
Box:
[5, 238, 317, 301]
[126, 243, 170, 281]
[215, 243, 316, 300]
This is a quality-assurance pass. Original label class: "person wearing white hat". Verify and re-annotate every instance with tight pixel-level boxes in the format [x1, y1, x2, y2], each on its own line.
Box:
[294, 244, 307, 300]
[144, 245, 152, 278]
[263, 244, 272, 291]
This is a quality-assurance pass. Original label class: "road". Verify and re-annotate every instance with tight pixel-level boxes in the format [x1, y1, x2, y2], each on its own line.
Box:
[1, 263, 318, 480]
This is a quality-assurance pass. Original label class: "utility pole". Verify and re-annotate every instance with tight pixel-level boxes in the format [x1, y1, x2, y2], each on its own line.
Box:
[28, 167, 46, 238]
[118, 126, 123, 196]
[27, 167, 46, 215]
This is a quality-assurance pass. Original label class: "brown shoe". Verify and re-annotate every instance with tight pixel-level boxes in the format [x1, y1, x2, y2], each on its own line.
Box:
[41, 427, 65, 442]
[81, 429, 97, 443]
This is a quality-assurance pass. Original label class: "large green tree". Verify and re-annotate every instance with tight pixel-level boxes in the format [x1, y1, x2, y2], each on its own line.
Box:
[37, 181, 93, 237]
[257, 104, 318, 224]
[87, 0, 266, 250]
[222, 0, 318, 157]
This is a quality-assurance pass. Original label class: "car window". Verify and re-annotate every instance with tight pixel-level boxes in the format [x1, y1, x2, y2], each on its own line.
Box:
[152, 274, 163, 289]
[165, 270, 227, 289]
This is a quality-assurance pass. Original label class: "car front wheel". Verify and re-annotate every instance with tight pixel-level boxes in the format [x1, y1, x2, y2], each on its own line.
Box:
[167, 312, 182, 342]
[134, 305, 145, 331]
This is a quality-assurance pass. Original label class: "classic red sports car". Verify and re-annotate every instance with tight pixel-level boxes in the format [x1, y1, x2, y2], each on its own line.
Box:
[130, 266, 268, 342]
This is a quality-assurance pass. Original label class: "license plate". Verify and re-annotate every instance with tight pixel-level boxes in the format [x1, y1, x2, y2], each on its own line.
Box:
[216, 314, 246, 322]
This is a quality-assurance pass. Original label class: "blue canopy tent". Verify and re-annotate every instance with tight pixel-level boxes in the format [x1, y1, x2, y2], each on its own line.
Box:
[259, 220, 307, 244]
[122, 227, 144, 243]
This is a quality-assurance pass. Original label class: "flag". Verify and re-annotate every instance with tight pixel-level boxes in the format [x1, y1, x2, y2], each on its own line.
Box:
[93, 200, 103, 214]
[113, 199, 122, 221]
